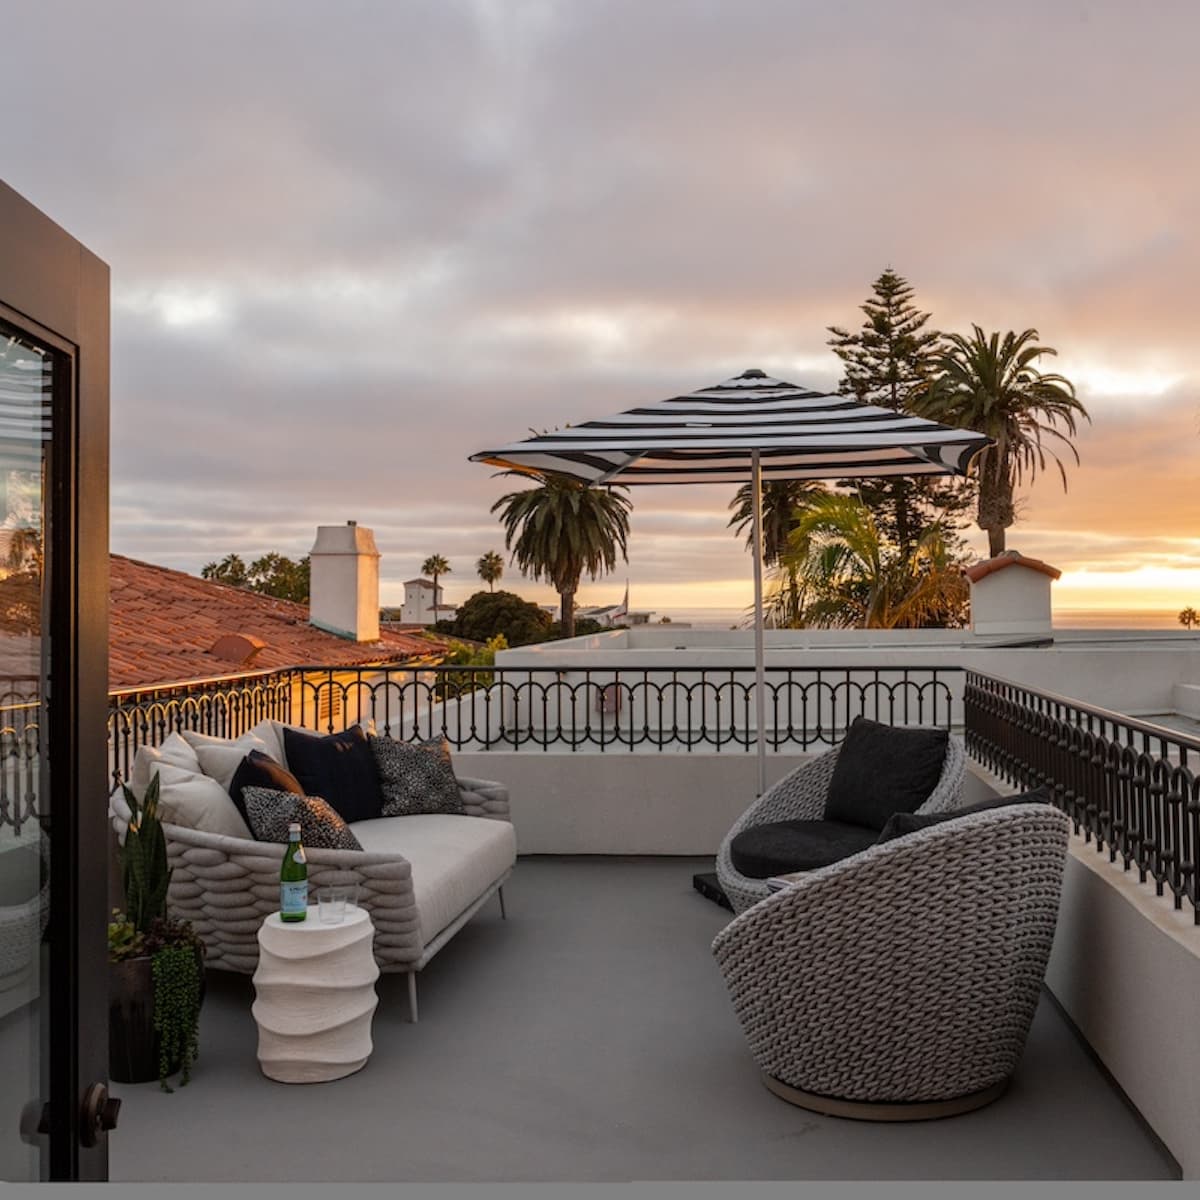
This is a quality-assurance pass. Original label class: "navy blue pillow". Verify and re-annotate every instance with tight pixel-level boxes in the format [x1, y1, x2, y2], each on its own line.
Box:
[228, 750, 304, 825]
[282, 724, 384, 825]
[874, 787, 1053, 845]
[823, 717, 950, 831]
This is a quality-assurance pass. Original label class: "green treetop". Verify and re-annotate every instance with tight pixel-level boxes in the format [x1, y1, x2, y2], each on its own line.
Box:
[826, 268, 973, 558]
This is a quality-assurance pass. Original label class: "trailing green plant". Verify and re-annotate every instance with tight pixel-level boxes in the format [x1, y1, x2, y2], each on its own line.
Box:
[108, 909, 204, 1089]
[120, 772, 171, 933]
[112, 772, 204, 1090]
[152, 940, 203, 1092]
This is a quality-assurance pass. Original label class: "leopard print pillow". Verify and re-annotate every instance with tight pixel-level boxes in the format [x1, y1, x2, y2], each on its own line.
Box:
[241, 786, 363, 851]
[369, 735, 463, 817]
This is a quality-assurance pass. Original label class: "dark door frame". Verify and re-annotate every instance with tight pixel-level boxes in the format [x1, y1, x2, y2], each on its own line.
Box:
[0, 180, 110, 1181]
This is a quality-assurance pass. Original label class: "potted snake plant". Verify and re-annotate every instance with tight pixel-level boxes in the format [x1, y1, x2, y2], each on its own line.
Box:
[108, 773, 205, 1091]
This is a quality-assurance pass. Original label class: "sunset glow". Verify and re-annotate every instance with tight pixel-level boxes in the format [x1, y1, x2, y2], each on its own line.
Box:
[4, 2, 1198, 621]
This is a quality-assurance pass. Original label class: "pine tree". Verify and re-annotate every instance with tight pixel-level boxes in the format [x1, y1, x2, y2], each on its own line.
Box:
[826, 268, 974, 559]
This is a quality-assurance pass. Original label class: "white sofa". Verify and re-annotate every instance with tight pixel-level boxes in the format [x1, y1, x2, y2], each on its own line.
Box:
[109, 720, 516, 1021]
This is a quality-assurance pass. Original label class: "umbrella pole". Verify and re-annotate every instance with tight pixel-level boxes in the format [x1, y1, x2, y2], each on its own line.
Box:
[752, 450, 767, 796]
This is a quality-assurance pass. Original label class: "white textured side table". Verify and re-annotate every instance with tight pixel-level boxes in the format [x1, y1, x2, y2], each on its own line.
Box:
[252, 906, 380, 1083]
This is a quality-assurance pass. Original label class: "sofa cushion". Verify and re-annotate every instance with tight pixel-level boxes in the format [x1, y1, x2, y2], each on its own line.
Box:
[823, 717, 950, 831]
[729, 819, 879, 879]
[130, 732, 202, 794]
[132, 761, 252, 840]
[283, 724, 384, 824]
[228, 750, 305, 825]
[180, 729, 271, 790]
[242, 785, 363, 851]
[874, 787, 1054, 845]
[370, 734, 463, 817]
[246, 719, 285, 764]
[351, 814, 516, 944]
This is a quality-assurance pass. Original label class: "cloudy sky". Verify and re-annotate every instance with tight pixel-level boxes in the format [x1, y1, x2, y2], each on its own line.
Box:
[4, 0, 1199, 613]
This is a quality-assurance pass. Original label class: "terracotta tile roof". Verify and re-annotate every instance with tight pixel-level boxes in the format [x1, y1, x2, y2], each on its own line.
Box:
[964, 551, 1062, 584]
[110, 555, 446, 691]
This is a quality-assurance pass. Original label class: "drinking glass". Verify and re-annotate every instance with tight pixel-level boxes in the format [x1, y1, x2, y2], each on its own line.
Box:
[317, 885, 355, 924]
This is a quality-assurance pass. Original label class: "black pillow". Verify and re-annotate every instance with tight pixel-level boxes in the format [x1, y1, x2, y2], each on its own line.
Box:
[874, 787, 1053, 845]
[228, 749, 304, 825]
[282, 724, 384, 825]
[823, 717, 950, 831]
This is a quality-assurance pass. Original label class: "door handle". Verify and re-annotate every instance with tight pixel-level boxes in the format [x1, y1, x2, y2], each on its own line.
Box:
[79, 1082, 120, 1148]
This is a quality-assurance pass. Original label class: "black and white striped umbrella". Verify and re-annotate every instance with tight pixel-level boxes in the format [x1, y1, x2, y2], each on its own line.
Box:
[471, 368, 990, 794]
[469, 368, 990, 485]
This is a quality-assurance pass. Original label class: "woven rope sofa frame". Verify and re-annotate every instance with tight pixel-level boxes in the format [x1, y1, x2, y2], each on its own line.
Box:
[110, 776, 511, 1023]
[712, 802, 1071, 1120]
[716, 732, 968, 915]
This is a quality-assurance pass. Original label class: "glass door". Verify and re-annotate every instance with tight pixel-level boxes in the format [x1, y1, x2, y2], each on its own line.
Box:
[0, 181, 111, 1181]
[0, 325, 54, 1181]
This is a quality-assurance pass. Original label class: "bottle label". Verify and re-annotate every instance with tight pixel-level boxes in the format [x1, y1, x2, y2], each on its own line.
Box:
[280, 881, 309, 916]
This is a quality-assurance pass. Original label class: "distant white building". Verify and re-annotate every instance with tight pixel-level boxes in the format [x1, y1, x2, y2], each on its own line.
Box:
[399, 577, 457, 626]
[577, 604, 656, 629]
[577, 585, 653, 628]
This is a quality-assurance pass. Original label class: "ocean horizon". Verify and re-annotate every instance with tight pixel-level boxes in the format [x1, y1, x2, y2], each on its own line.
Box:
[651, 606, 1191, 631]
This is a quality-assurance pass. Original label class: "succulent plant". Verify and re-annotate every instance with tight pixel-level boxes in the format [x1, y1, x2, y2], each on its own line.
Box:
[120, 772, 172, 934]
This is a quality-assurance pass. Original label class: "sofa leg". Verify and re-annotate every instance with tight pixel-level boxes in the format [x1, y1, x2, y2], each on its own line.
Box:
[407, 971, 419, 1024]
[498, 886, 507, 921]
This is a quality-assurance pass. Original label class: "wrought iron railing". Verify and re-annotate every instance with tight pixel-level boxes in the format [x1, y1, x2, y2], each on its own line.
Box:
[287, 663, 964, 752]
[107, 670, 294, 788]
[965, 670, 1200, 923]
[11, 658, 1200, 924]
[0, 676, 39, 838]
[93, 662, 965, 797]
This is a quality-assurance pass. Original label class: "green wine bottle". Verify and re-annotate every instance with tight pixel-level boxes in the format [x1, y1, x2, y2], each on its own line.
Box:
[280, 821, 308, 922]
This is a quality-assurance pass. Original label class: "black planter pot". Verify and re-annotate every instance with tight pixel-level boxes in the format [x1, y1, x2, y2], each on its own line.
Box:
[108, 952, 205, 1085]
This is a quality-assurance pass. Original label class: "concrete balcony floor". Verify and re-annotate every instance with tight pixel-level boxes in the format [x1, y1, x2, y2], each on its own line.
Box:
[110, 857, 1177, 1182]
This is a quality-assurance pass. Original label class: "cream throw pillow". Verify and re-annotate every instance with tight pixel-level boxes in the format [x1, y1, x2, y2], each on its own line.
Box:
[247, 719, 285, 764]
[181, 729, 271, 789]
[134, 761, 251, 840]
[190, 735, 270, 791]
[130, 732, 202, 794]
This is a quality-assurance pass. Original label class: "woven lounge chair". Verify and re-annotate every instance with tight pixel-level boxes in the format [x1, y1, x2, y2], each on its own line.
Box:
[716, 730, 967, 914]
[712, 801, 1071, 1119]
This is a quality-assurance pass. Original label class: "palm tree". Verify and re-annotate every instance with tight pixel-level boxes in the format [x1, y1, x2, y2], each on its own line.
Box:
[1180, 607, 1198, 630]
[491, 473, 632, 638]
[421, 554, 450, 617]
[914, 326, 1089, 557]
[476, 551, 504, 592]
[770, 493, 968, 629]
[727, 479, 830, 566]
[201, 553, 248, 588]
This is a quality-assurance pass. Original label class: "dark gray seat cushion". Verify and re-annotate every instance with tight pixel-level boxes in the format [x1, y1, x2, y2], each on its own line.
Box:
[823, 717, 950, 831]
[874, 787, 1053, 845]
[729, 819, 880, 879]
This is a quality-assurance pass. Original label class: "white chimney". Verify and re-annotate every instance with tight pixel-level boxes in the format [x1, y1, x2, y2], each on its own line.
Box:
[966, 550, 1060, 637]
[308, 521, 381, 642]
